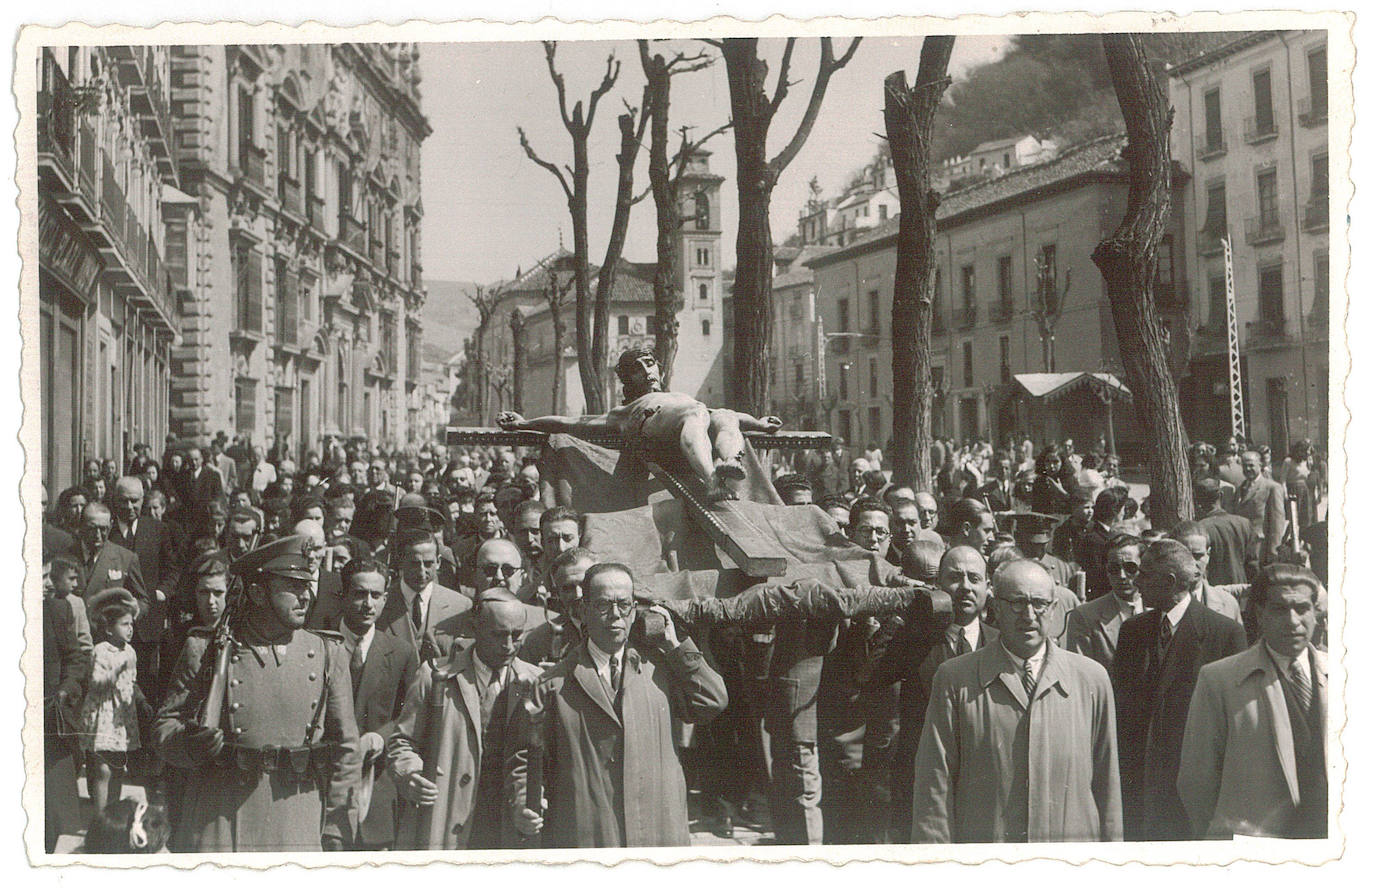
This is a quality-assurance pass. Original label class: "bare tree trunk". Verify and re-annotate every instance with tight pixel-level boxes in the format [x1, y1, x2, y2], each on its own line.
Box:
[465, 285, 498, 423]
[509, 308, 526, 415]
[885, 37, 955, 492]
[546, 270, 571, 415]
[518, 43, 621, 414]
[639, 42, 721, 389]
[716, 37, 861, 415]
[593, 108, 650, 405]
[1093, 34, 1192, 525]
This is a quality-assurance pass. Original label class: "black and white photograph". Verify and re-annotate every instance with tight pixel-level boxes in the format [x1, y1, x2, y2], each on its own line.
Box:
[12, 6, 1354, 869]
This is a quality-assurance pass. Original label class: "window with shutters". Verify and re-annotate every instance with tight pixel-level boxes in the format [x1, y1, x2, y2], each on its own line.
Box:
[1251, 69, 1275, 136]
[1257, 169, 1279, 229]
[235, 378, 257, 434]
[997, 255, 1013, 300]
[1203, 88, 1223, 150]
[1258, 263, 1284, 323]
[1308, 46, 1328, 117]
[617, 315, 629, 335]
[962, 341, 974, 387]
[961, 264, 976, 309]
[868, 357, 878, 394]
[235, 241, 263, 334]
[867, 289, 880, 336]
[274, 256, 298, 345]
[1312, 251, 1329, 320]
[837, 297, 850, 332]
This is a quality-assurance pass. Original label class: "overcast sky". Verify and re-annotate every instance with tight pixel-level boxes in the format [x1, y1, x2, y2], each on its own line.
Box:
[418, 35, 1009, 285]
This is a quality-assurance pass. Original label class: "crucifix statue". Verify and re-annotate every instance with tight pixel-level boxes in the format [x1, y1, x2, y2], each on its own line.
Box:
[497, 346, 783, 502]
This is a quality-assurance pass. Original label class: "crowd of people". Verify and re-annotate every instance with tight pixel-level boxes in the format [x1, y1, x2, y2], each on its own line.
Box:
[40, 421, 1329, 853]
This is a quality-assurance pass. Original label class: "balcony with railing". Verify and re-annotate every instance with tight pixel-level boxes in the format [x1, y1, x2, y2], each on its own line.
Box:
[278, 173, 304, 218]
[989, 297, 1015, 324]
[37, 48, 76, 188]
[338, 214, 367, 256]
[1197, 224, 1227, 257]
[83, 149, 176, 328]
[1194, 323, 1228, 355]
[1243, 114, 1279, 145]
[1196, 133, 1227, 161]
[1245, 316, 1295, 351]
[954, 302, 978, 330]
[237, 142, 268, 192]
[1245, 212, 1285, 246]
[1297, 95, 1327, 128]
[1302, 194, 1329, 233]
[114, 46, 176, 180]
[307, 193, 327, 231]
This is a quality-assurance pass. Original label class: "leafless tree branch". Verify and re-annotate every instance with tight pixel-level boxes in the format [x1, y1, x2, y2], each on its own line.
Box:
[517, 126, 573, 204]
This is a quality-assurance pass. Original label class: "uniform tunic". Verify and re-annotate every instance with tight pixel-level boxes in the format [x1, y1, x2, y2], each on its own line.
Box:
[155, 627, 362, 852]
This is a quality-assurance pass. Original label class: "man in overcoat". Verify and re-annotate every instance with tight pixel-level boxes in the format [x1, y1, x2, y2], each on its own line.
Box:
[388, 588, 540, 849]
[911, 559, 1122, 843]
[507, 562, 727, 847]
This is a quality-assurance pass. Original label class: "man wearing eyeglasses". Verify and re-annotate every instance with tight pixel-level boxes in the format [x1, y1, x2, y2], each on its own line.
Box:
[509, 562, 727, 847]
[911, 559, 1122, 843]
[377, 528, 472, 663]
[1066, 534, 1145, 672]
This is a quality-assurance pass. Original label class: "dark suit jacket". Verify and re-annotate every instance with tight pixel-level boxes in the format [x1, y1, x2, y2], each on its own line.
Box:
[970, 479, 1015, 513]
[180, 466, 224, 517]
[1199, 508, 1258, 585]
[110, 517, 181, 642]
[349, 626, 420, 848]
[303, 570, 346, 631]
[1075, 521, 1114, 601]
[79, 541, 149, 634]
[1111, 600, 1247, 840]
[376, 582, 474, 664]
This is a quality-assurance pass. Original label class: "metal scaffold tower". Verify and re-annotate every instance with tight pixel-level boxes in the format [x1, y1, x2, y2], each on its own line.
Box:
[1222, 235, 1246, 439]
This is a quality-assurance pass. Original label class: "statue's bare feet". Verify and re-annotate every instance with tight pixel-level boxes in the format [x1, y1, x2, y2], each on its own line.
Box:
[707, 484, 740, 503]
[714, 459, 746, 482]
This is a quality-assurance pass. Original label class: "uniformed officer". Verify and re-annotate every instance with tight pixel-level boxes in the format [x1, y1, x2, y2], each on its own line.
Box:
[1013, 512, 1081, 595]
[154, 534, 362, 852]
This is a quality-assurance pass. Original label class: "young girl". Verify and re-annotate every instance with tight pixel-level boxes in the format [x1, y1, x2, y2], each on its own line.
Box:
[79, 588, 143, 818]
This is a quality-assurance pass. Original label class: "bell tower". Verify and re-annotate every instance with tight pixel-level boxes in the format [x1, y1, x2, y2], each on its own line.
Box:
[672, 149, 726, 403]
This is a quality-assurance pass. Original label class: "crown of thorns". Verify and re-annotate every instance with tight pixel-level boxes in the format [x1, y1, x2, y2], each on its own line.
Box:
[615, 346, 657, 384]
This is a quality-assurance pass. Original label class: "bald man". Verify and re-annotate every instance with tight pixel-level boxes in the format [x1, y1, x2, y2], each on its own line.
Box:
[389, 588, 541, 849]
[1111, 540, 1245, 840]
[298, 519, 345, 631]
[912, 559, 1122, 842]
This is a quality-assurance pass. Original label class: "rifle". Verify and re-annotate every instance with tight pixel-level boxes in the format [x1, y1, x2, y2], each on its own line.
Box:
[198, 574, 245, 729]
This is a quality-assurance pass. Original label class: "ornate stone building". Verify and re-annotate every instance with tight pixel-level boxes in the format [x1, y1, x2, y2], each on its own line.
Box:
[168, 43, 430, 457]
[37, 45, 181, 493]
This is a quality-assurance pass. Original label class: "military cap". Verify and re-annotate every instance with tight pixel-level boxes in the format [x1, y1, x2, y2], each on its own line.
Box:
[230, 534, 313, 581]
[774, 473, 812, 494]
[1009, 511, 1061, 544]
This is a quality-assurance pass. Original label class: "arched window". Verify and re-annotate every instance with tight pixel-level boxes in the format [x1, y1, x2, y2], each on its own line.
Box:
[694, 191, 710, 230]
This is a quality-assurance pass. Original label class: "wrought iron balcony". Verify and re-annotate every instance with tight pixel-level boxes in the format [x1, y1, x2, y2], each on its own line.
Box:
[1197, 225, 1227, 257]
[1297, 95, 1327, 128]
[1302, 195, 1329, 233]
[989, 297, 1014, 324]
[37, 48, 76, 188]
[1196, 133, 1227, 161]
[1245, 316, 1295, 350]
[954, 303, 978, 330]
[1243, 114, 1279, 145]
[238, 144, 268, 191]
[1244, 213, 1286, 246]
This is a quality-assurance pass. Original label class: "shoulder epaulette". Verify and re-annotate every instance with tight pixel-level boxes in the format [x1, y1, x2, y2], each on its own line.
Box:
[305, 628, 345, 644]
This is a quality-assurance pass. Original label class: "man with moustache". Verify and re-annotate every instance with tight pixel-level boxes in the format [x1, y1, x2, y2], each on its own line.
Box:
[1112, 540, 1246, 840]
[1177, 564, 1328, 839]
[338, 558, 418, 850]
[860, 546, 996, 841]
[912, 559, 1122, 843]
[154, 535, 362, 852]
[1066, 534, 1145, 672]
[509, 562, 728, 847]
[389, 588, 540, 849]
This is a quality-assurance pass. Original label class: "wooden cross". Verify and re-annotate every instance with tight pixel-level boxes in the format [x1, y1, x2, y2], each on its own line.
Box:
[446, 426, 832, 578]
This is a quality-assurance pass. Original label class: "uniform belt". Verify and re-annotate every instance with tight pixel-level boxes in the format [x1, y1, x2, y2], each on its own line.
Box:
[222, 742, 339, 776]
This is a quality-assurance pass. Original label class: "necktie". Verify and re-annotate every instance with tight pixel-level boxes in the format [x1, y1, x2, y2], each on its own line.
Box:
[480, 669, 503, 731]
[411, 593, 424, 634]
[609, 655, 621, 694]
[1022, 658, 1038, 701]
[350, 642, 365, 694]
[1289, 659, 1312, 714]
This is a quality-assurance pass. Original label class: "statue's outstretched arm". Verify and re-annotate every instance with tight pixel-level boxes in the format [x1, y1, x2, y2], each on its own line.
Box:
[734, 412, 784, 433]
[497, 410, 617, 435]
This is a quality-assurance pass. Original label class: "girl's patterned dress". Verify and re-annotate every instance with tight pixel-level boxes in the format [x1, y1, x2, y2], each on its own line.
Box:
[79, 640, 140, 754]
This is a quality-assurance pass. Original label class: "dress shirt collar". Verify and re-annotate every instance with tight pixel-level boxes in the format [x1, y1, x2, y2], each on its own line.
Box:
[117, 518, 138, 538]
[1000, 640, 1048, 684]
[401, 577, 433, 605]
[1265, 642, 1312, 684]
[1162, 593, 1191, 629]
[340, 622, 375, 661]
[473, 653, 508, 690]
[954, 620, 981, 650]
[1114, 592, 1143, 618]
[587, 638, 625, 688]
